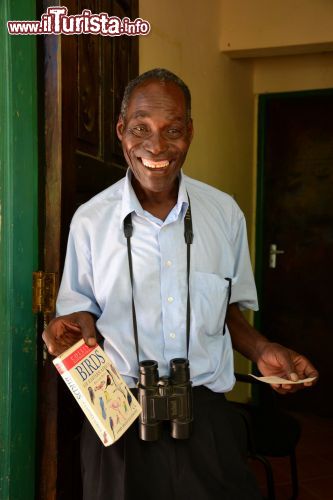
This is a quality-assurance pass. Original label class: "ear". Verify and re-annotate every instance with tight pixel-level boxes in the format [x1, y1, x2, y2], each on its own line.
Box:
[116, 115, 125, 141]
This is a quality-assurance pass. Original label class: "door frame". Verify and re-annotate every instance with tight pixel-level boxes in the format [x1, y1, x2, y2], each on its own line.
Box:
[254, 88, 333, 331]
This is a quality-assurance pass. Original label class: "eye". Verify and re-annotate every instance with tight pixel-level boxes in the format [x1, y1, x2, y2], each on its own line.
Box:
[130, 125, 149, 137]
[166, 128, 182, 138]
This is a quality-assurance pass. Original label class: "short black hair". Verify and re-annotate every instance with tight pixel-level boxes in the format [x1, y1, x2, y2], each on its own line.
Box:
[120, 68, 192, 122]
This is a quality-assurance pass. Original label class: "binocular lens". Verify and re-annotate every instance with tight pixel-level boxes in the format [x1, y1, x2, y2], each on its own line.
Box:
[139, 359, 159, 386]
[139, 360, 158, 371]
[170, 358, 189, 383]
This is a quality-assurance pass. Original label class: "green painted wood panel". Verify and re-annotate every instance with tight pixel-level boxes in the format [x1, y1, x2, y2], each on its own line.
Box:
[0, 1, 38, 499]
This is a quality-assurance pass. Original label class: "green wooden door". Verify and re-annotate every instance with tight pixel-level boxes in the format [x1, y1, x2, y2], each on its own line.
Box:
[0, 1, 38, 499]
[255, 90, 333, 416]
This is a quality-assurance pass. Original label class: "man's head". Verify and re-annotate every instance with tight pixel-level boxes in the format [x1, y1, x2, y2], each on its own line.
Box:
[120, 68, 192, 124]
[116, 69, 193, 195]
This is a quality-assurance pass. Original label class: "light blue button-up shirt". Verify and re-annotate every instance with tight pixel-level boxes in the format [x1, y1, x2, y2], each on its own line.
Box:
[57, 170, 258, 392]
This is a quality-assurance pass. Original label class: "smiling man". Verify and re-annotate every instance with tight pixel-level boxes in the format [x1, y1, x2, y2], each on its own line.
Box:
[116, 76, 193, 220]
[43, 68, 318, 500]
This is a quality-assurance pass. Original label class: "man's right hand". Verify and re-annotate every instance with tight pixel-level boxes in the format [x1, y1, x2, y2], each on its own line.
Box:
[42, 311, 98, 357]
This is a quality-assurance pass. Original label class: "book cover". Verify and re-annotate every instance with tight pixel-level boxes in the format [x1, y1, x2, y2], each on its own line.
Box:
[53, 339, 141, 446]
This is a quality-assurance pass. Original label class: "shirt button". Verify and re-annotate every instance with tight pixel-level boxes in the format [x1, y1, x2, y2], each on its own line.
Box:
[169, 332, 176, 339]
[167, 296, 174, 303]
[166, 260, 172, 267]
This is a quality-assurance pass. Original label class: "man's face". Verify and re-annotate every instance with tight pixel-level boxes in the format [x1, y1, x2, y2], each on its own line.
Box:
[116, 80, 193, 194]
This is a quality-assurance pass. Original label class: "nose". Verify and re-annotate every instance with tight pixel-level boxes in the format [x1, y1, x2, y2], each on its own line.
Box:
[143, 131, 168, 156]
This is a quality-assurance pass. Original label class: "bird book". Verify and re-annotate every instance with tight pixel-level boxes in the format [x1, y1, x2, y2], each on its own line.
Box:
[53, 339, 141, 446]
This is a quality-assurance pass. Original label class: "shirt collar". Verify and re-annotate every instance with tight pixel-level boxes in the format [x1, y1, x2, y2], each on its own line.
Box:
[120, 168, 189, 227]
[120, 169, 143, 225]
[174, 171, 189, 220]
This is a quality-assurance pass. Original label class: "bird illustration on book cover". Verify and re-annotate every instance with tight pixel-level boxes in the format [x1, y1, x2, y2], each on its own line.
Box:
[53, 339, 141, 446]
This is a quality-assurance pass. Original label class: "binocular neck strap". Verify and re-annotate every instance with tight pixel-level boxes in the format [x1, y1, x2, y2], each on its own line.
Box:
[123, 195, 194, 366]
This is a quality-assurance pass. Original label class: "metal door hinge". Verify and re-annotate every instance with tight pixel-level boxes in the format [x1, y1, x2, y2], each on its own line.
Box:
[32, 271, 57, 314]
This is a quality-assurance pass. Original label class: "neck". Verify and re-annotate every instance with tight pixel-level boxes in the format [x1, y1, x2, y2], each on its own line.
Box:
[131, 177, 179, 220]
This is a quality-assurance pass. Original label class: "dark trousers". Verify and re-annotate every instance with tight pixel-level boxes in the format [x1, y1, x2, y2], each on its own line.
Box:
[81, 386, 261, 500]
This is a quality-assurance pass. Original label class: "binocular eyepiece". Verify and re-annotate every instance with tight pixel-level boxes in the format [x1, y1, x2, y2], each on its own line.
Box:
[138, 358, 193, 441]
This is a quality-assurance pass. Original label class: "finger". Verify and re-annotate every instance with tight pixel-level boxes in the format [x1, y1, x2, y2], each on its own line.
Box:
[276, 386, 298, 395]
[289, 372, 299, 382]
[305, 376, 318, 387]
[42, 329, 57, 355]
[42, 329, 76, 357]
[73, 312, 97, 347]
[42, 330, 52, 352]
[281, 384, 294, 390]
[306, 368, 319, 379]
[274, 352, 297, 380]
[271, 385, 288, 394]
[42, 334, 59, 356]
[296, 356, 319, 379]
[271, 382, 298, 394]
[62, 321, 82, 332]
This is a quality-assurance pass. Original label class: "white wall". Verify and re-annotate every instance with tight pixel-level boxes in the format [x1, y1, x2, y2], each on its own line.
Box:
[139, 0, 255, 224]
[254, 52, 333, 94]
[220, 0, 333, 57]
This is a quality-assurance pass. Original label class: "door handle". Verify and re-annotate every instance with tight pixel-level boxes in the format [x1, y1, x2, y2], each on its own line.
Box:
[269, 244, 285, 269]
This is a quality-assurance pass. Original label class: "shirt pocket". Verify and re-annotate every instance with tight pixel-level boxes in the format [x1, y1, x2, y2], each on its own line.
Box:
[191, 272, 232, 336]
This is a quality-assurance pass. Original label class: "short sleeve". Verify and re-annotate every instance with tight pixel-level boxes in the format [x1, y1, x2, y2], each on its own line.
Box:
[230, 214, 258, 311]
[56, 223, 101, 318]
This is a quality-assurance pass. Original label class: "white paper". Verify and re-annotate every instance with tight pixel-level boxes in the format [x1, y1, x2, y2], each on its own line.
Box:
[248, 374, 317, 385]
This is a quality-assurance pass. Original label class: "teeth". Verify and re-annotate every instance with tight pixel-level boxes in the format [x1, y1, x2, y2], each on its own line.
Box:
[141, 158, 169, 169]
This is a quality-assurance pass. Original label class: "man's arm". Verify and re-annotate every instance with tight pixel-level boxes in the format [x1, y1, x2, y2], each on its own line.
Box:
[226, 303, 319, 394]
[43, 214, 103, 356]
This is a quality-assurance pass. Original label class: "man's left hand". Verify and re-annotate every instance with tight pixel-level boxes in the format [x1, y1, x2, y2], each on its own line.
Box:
[256, 342, 319, 394]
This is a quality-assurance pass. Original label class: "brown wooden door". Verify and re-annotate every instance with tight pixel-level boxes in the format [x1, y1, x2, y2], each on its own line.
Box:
[257, 91, 333, 416]
[61, 0, 138, 263]
[39, 1, 138, 498]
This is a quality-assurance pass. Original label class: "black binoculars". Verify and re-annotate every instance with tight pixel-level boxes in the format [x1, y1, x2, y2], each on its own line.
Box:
[137, 358, 193, 441]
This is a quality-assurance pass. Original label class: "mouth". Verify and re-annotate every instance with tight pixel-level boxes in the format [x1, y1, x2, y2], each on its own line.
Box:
[139, 157, 170, 170]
